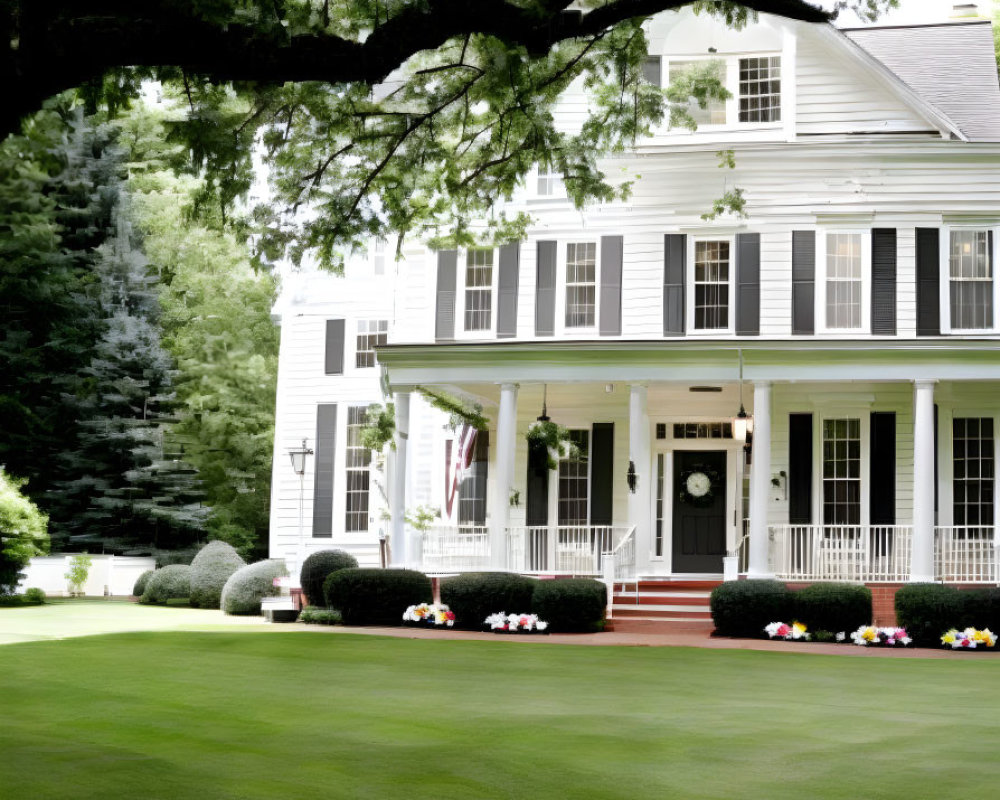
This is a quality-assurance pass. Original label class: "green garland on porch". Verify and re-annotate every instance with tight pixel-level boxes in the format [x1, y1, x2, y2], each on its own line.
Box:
[418, 387, 489, 431]
[359, 402, 396, 452]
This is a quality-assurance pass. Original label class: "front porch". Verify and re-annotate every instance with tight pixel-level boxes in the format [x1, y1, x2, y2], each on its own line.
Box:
[418, 523, 1000, 586]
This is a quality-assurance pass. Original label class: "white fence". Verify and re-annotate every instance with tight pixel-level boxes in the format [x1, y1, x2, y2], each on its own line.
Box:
[770, 525, 913, 582]
[18, 554, 157, 597]
[420, 525, 632, 576]
[935, 526, 998, 584]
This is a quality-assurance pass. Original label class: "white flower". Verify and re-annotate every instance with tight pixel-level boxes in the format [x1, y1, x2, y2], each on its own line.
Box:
[537, 621, 548, 631]
[835, 632, 846, 642]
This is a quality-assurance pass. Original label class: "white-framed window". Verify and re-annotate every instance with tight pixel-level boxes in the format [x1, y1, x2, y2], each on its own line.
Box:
[564, 242, 597, 328]
[355, 319, 388, 369]
[667, 59, 727, 126]
[821, 417, 862, 526]
[948, 230, 995, 331]
[345, 406, 371, 533]
[536, 164, 564, 197]
[952, 417, 995, 534]
[660, 53, 781, 129]
[738, 56, 781, 123]
[558, 429, 590, 525]
[463, 248, 494, 332]
[371, 237, 386, 275]
[686, 236, 734, 334]
[816, 231, 871, 333]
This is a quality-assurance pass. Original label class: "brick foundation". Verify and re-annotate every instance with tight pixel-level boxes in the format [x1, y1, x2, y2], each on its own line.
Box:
[784, 582, 904, 627]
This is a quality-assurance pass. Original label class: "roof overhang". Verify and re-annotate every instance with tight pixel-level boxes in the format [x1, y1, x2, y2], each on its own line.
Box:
[376, 338, 1000, 389]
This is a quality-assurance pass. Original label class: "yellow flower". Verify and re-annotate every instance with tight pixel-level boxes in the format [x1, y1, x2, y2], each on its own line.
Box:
[942, 632, 956, 644]
[793, 622, 807, 633]
[862, 627, 876, 641]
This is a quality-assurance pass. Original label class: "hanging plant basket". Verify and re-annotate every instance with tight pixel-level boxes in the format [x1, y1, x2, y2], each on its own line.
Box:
[526, 420, 580, 470]
[677, 464, 721, 508]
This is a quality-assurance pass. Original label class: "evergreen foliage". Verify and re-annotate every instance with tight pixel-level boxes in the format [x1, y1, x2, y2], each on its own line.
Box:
[0, 468, 49, 594]
[324, 568, 432, 626]
[440, 572, 535, 631]
[132, 570, 154, 597]
[793, 582, 872, 634]
[710, 580, 795, 638]
[530, 578, 606, 633]
[220, 559, 288, 615]
[140, 564, 192, 604]
[299, 549, 359, 606]
[189, 540, 246, 609]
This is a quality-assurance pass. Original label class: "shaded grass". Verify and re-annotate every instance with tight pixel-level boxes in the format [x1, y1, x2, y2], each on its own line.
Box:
[1, 632, 998, 799]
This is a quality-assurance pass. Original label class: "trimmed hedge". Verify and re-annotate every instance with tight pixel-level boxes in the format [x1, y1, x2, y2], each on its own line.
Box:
[221, 560, 288, 616]
[23, 587, 46, 604]
[531, 578, 606, 633]
[299, 606, 343, 625]
[324, 568, 431, 626]
[300, 549, 358, 606]
[132, 570, 154, 597]
[794, 582, 872, 634]
[710, 580, 795, 637]
[189, 541, 246, 609]
[895, 583, 975, 646]
[441, 572, 536, 631]
[140, 565, 192, 605]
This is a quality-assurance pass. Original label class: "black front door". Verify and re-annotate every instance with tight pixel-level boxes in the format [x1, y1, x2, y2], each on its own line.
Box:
[672, 450, 727, 573]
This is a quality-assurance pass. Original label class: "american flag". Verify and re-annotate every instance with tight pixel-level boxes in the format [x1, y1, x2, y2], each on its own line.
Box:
[444, 423, 478, 517]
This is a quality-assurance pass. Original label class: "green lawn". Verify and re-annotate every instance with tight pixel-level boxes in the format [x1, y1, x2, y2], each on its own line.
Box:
[1, 632, 997, 800]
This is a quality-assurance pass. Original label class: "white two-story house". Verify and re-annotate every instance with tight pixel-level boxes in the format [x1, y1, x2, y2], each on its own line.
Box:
[269, 7, 1000, 614]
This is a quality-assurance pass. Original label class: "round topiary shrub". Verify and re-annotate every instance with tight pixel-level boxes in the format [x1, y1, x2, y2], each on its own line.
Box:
[140, 565, 192, 605]
[300, 549, 359, 606]
[220, 559, 288, 616]
[895, 583, 970, 646]
[324, 568, 431, 626]
[710, 580, 795, 638]
[531, 578, 606, 633]
[133, 570, 155, 597]
[189, 541, 246, 609]
[23, 587, 46, 604]
[440, 572, 536, 631]
[794, 582, 872, 634]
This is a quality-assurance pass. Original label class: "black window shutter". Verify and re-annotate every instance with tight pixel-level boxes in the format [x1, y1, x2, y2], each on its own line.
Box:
[736, 232, 760, 336]
[590, 423, 614, 525]
[934, 403, 939, 513]
[324, 319, 345, 375]
[526, 441, 549, 527]
[791, 231, 815, 335]
[663, 234, 686, 335]
[871, 228, 897, 335]
[788, 413, 813, 524]
[497, 242, 520, 339]
[599, 235, 623, 336]
[916, 228, 940, 336]
[642, 56, 662, 86]
[535, 241, 557, 337]
[435, 250, 457, 341]
[312, 404, 337, 537]
[869, 412, 896, 525]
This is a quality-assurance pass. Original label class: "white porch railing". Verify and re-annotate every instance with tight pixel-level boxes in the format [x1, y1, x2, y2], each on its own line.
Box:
[770, 525, 913, 582]
[420, 526, 491, 573]
[507, 525, 633, 576]
[935, 526, 998, 584]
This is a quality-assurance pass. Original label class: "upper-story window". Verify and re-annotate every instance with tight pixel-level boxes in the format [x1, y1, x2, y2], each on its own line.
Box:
[655, 54, 781, 129]
[537, 164, 564, 197]
[949, 230, 994, 330]
[371, 238, 386, 275]
[565, 242, 597, 328]
[738, 56, 781, 123]
[693, 239, 731, 330]
[464, 249, 494, 332]
[816, 231, 870, 333]
[356, 319, 388, 368]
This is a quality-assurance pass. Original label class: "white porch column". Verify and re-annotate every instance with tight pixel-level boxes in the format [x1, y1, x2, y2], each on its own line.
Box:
[911, 380, 936, 582]
[747, 380, 773, 579]
[390, 391, 410, 566]
[491, 383, 518, 569]
[628, 384, 652, 574]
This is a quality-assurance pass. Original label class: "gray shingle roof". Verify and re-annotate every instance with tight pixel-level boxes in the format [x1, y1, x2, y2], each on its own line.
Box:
[844, 21, 1000, 142]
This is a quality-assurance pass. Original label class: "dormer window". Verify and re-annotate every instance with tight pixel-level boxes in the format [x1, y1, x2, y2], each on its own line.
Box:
[738, 56, 781, 123]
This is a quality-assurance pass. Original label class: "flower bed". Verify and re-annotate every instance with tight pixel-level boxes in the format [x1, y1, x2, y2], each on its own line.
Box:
[764, 621, 809, 641]
[941, 628, 997, 649]
[848, 626, 911, 647]
[402, 603, 455, 628]
[485, 612, 549, 634]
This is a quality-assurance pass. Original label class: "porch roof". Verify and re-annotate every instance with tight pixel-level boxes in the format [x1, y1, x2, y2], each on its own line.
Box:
[377, 338, 1000, 390]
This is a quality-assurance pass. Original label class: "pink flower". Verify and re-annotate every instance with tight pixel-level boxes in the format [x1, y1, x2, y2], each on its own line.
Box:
[776, 624, 790, 637]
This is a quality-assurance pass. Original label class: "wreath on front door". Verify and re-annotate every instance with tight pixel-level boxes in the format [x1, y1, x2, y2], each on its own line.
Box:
[677, 464, 721, 509]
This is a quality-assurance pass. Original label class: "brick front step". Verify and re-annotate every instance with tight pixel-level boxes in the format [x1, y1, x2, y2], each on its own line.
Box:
[611, 607, 713, 621]
[613, 592, 711, 606]
[614, 579, 723, 592]
[610, 618, 716, 635]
